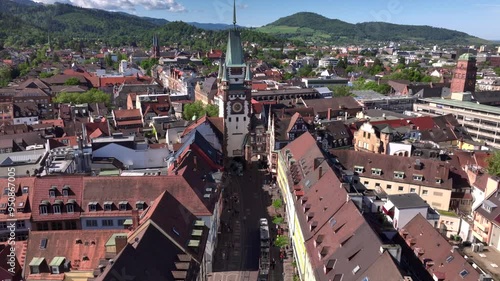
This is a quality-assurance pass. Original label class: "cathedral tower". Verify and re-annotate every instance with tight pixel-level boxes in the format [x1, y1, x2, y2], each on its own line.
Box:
[218, 1, 252, 160]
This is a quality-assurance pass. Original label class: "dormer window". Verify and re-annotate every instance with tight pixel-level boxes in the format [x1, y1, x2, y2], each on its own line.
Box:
[435, 178, 442, 184]
[354, 166, 364, 173]
[29, 257, 45, 274]
[53, 201, 62, 214]
[88, 202, 97, 212]
[371, 168, 382, 176]
[49, 186, 57, 197]
[482, 200, 497, 213]
[49, 257, 65, 274]
[104, 202, 113, 211]
[3, 188, 8, 195]
[62, 186, 70, 197]
[413, 175, 423, 181]
[119, 201, 128, 211]
[66, 203, 74, 213]
[394, 171, 405, 179]
[39, 201, 49, 215]
[22, 186, 29, 194]
[136, 201, 145, 211]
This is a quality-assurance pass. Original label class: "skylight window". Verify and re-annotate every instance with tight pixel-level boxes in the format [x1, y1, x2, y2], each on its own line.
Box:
[459, 269, 469, 278]
[352, 265, 360, 275]
[446, 255, 454, 263]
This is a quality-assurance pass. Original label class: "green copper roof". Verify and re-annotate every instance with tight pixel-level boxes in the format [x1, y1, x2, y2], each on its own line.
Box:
[459, 53, 475, 61]
[225, 30, 245, 66]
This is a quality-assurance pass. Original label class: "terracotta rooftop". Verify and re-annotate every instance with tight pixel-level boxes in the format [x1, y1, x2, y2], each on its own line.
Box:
[112, 108, 141, 120]
[0, 177, 35, 221]
[24, 230, 125, 277]
[31, 176, 84, 222]
[401, 214, 480, 281]
[95, 191, 208, 281]
[332, 150, 453, 190]
[281, 133, 401, 280]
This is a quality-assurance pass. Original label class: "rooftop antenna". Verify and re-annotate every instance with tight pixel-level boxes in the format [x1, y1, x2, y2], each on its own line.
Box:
[232, 0, 237, 29]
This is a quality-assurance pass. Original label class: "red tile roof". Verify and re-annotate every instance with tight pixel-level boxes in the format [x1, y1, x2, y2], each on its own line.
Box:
[24, 230, 125, 277]
[31, 176, 83, 222]
[401, 214, 480, 281]
[0, 177, 35, 221]
[370, 116, 436, 130]
[112, 108, 141, 120]
[39, 119, 64, 128]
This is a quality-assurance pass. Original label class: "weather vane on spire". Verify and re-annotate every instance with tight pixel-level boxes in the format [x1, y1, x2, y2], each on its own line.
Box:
[233, 0, 237, 28]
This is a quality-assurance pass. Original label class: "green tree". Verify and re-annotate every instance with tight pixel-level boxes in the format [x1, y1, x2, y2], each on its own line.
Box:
[39, 72, 53, 78]
[398, 56, 406, 66]
[272, 199, 283, 209]
[64, 77, 80, 86]
[274, 235, 289, 248]
[273, 216, 285, 225]
[0, 66, 12, 87]
[182, 101, 218, 121]
[298, 64, 313, 77]
[494, 67, 500, 77]
[53, 89, 110, 105]
[487, 151, 500, 176]
[329, 85, 352, 97]
[105, 54, 113, 67]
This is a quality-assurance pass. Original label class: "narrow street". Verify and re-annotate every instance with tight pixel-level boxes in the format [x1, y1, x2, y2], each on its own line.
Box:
[210, 162, 285, 281]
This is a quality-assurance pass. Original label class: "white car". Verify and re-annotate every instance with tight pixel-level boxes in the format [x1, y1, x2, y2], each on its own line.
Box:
[260, 218, 268, 226]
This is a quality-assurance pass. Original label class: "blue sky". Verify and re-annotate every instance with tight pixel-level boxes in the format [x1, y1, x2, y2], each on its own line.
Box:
[37, 0, 499, 39]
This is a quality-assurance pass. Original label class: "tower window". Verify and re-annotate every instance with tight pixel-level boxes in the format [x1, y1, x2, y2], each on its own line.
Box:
[236, 117, 239, 122]
[229, 118, 231, 122]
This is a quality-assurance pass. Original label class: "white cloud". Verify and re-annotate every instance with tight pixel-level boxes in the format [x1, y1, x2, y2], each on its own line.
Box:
[32, 0, 186, 12]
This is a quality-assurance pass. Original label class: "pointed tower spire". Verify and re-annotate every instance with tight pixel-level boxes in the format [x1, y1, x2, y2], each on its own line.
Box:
[233, 0, 237, 28]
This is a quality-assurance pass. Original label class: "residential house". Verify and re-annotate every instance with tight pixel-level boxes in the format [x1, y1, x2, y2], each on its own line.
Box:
[111, 109, 143, 130]
[31, 176, 83, 231]
[472, 190, 500, 249]
[332, 150, 457, 211]
[83, 148, 222, 273]
[23, 230, 125, 281]
[94, 191, 209, 281]
[382, 193, 440, 230]
[134, 91, 171, 122]
[0, 177, 34, 241]
[267, 108, 314, 174]
[195, 77, 218, 105]
[13, 102, 39, 125]
[301, 97, 362, 120]
[277, 133, 406, 281]
[397, 214, 481, 281]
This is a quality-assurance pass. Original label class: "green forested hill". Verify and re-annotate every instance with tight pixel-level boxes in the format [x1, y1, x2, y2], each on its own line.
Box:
[0, 1, 285, 49]
[259, 12, 487, 44]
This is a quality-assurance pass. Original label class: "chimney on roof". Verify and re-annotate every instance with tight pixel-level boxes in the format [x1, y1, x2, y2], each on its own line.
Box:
[414, 159, 423, 170]
[114, 235, 128, 255]
[327, 108, 332, 120]
[131, 209, 139, 229]
[193, 155, 198, 171]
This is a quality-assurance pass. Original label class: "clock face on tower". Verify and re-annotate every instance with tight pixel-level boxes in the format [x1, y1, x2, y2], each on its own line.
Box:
[232, 101, 243, 114]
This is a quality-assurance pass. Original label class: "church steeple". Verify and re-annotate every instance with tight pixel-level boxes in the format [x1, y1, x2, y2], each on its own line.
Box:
[233, 0, 237, 28]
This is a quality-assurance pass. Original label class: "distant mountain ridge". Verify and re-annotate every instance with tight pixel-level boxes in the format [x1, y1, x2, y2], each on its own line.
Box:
[0, 1, 487, 48]
[258, 12, 487, 44]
